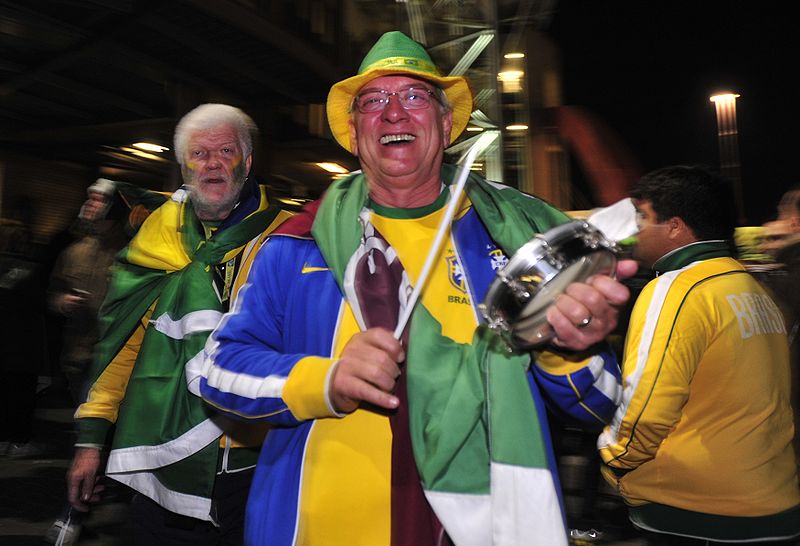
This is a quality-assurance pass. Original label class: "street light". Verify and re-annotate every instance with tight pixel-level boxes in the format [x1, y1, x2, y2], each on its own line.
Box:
[709, 92, 744, 222]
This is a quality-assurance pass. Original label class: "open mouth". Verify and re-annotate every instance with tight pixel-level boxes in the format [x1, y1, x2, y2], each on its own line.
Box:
[380, 133, 415, 145]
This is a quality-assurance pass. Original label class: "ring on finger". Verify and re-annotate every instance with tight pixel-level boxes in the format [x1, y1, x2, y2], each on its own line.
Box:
[577, 315, 593, 329]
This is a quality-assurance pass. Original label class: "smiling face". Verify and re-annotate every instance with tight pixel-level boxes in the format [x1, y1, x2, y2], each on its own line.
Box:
[181, 124, 252, 221]
[349, 75, 453, 208]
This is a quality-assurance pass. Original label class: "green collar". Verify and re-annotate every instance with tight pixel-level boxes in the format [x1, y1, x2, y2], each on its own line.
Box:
[653, 240, 733, 274]
[200, 220, 222, 240]
[368, 186, 449, 219]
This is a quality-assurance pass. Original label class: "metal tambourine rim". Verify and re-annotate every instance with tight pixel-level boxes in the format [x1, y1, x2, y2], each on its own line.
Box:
[479, 220, 619, 349]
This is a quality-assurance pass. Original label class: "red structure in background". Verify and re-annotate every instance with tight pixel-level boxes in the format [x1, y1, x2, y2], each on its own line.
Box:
[553, 105, 643, 206]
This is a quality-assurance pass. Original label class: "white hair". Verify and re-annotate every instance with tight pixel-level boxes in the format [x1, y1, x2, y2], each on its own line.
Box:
[173, 103, 258, 166]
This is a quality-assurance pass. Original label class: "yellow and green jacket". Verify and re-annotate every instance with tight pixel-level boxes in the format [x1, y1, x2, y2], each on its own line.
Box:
[598, 240, 800, 542]
[75, 181, 291, 522]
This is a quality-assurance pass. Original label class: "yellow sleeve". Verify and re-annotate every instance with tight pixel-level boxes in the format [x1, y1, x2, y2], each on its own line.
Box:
[282, 356, 340, 420]
[535, 347, 597, 375]
[597, 277, 706, 471]
[75, 305, 154, 422]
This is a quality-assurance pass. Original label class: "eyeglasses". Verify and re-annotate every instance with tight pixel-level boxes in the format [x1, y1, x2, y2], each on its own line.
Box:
[353, 86, 441, 113]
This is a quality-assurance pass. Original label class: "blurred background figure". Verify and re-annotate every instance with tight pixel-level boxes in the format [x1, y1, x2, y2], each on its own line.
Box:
[44, 177, 165, 546]
[47, 178, 129, 407]
[760, 186, 800, 465]
[0, 195, 48, 458]
[761, 218, 795, 259]
[44, 178, 131, 546]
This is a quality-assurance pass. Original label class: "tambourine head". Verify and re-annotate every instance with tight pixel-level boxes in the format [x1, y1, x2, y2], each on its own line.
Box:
[479, 220, 618, 349]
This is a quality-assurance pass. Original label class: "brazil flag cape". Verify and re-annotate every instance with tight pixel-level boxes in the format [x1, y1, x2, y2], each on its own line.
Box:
[311, 164, 571, 545]
[79, 186, 283, 521]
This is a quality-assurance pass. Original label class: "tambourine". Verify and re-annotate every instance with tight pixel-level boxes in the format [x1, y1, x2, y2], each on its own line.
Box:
[478, 220, 619, 349]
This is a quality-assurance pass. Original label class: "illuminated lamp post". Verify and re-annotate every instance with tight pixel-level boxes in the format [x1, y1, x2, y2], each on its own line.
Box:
[709, 92, 744, 223]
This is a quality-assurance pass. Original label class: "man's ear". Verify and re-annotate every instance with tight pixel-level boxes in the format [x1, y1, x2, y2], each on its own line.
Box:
[348, 119, 359, 156]
[245, 154, 253, 175]
[442, 110, 453, 145]
[669, 216, 696, 242]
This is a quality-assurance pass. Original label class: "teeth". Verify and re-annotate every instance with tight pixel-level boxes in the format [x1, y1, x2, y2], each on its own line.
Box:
[380, 134, 415, 145]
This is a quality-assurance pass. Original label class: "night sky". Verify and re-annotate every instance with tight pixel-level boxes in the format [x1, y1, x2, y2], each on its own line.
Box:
[545, 1, 797, 225]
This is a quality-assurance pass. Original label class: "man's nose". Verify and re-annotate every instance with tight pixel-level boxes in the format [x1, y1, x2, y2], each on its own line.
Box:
[206, 153, 222, 168]
[381, 95, 408, 121]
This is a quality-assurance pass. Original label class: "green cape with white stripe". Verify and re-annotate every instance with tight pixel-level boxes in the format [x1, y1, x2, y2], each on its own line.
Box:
[82, 189, 282, 520]
[311, 165, 571, 545]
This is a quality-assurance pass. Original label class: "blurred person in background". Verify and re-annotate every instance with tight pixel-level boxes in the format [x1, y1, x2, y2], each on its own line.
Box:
[0, 195, 48, 458]
[598, 166, 800, 544]
[48, 178, 129, 406]
[760, 218, 795, 259]
[761, 187, 800, 322]
[0, 196, 47, 457]
[44, 178, 131, 546]
[761, 186, 800, 466]
[65, 103, 291, 546]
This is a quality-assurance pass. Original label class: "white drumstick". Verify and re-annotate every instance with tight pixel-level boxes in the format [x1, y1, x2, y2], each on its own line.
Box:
[393, 141, 482, 340]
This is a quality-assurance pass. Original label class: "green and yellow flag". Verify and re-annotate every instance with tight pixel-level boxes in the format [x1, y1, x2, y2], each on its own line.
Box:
[78, 187, 283, 520]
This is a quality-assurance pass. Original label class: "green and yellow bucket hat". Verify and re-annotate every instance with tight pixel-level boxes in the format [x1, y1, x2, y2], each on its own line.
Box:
[327, 31, 473, 153]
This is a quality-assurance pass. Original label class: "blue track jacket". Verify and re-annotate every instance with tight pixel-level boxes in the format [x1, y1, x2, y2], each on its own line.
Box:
[200, 204, 622, 546]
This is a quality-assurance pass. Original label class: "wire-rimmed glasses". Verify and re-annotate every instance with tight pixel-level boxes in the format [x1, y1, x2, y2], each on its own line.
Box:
[353, 86, 441, 113]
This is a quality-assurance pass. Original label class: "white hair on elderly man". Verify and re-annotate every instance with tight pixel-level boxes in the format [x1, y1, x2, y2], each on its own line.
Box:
[173, 103, 258, 165]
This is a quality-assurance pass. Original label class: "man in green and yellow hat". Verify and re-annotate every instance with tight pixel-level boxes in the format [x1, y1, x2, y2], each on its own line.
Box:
[199, 31, 637, 545]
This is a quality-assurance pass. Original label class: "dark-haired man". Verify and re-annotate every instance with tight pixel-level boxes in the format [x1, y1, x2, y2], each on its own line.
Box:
[598, 166, 800, 544]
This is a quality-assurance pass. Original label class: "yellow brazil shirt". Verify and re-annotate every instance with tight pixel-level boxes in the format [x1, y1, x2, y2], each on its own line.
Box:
[295, 192, 478, 545]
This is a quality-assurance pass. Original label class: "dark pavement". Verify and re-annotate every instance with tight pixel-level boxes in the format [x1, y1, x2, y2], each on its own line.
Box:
[0, 377, 649, 546]
[0, 379, 132, 546]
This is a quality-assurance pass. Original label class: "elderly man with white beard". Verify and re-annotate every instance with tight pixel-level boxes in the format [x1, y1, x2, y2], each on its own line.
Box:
[66, 104, 291, 545]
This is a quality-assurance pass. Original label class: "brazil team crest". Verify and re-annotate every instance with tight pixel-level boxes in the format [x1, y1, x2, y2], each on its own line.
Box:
[446, 253, 467, 293]
[489, 248, 508, 271]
